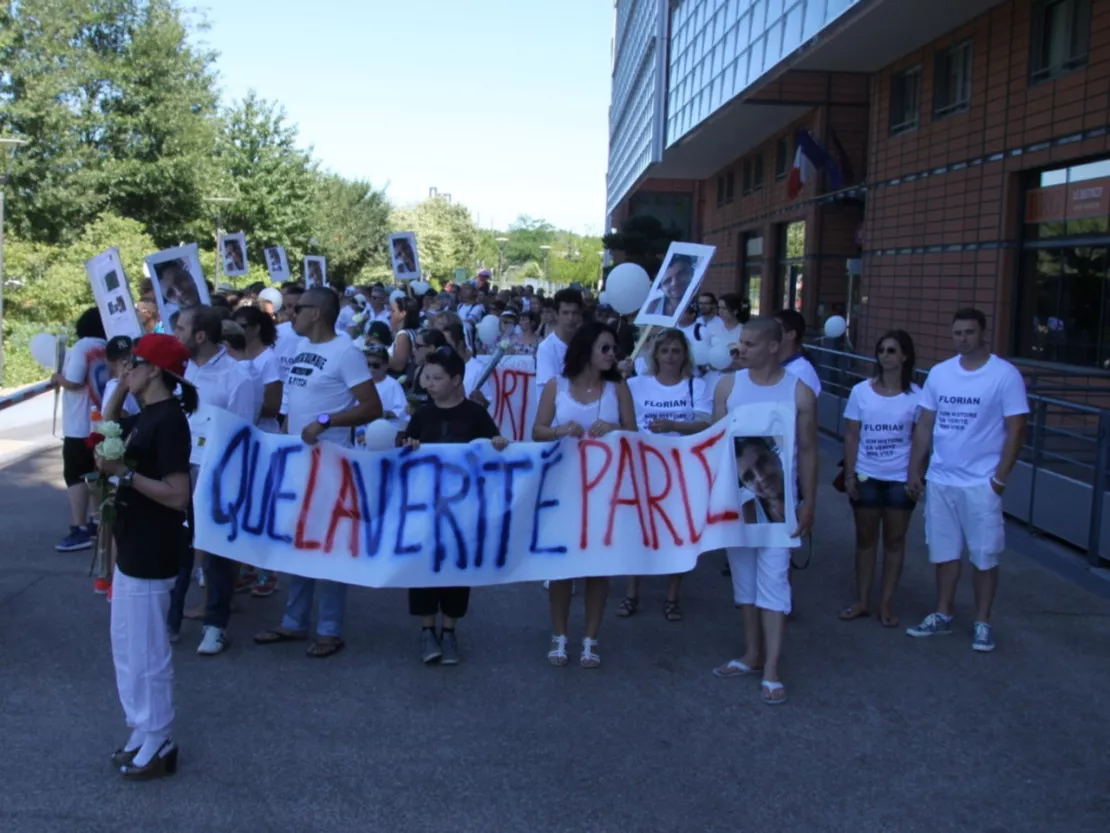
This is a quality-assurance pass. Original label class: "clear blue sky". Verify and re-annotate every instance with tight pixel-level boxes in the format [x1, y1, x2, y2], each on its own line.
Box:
[194, 0, 613, 236]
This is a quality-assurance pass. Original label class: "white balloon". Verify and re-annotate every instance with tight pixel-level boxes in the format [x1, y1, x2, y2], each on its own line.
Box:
[411, 280, 431, 295]
[824, 315, 847, 339]
[708, 340, 733, 371]
[29, 332, 59, 370]
[691, 337, 712, 368]
[604, 262, 651, 315]
[390, 289, 407, 306]
[361, 419, 399, 451]
[477, 314, 502, 347]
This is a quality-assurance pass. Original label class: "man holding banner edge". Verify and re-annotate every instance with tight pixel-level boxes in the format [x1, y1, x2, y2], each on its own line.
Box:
[711, 316, 818, 705]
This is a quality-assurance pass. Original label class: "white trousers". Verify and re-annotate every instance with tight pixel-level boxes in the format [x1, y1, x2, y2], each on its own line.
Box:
[726, 546, 792, 614]
[110, 567, 175, 736]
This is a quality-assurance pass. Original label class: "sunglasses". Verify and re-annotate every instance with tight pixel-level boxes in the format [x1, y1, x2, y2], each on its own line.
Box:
[126, 357, 150, 369]
[368, 362, 384, 370]
[293, 304, 316, 315]
[599, 344, 616, 354]
[879, 346, 900, 355]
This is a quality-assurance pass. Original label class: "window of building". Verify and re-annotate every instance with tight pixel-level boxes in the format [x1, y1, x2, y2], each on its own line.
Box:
[889, 66, 921, 135]
[725, 171, 735, 203]
[741, 233, 763, 316]
[716, 176, 725, 208]
[774, 138, 789, 180]
[742, 160, 753, 195]
[933, 40, 973, 117]
[1017, 159, 1110, 367]
[775, 221, 806, 314]
[1030, 0, 1091, 83]
[753, 154, 765, 191]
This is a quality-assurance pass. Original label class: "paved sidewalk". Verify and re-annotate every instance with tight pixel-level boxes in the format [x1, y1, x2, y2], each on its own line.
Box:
[1, 445, 1108, 833]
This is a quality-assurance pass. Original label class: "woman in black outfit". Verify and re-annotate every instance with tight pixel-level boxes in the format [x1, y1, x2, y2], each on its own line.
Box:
[97, 334, 195, 780]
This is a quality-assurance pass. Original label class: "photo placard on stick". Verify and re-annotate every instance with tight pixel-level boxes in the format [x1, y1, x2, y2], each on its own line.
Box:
[219, 232, 249, 278]
[304, 256, 327, 289]
[388, 232, 420, 281]
[264, 246, 290, 283]
[144, 244, 210, 327]
[634, 242, 716, 328]
[85, 248, 142, 341]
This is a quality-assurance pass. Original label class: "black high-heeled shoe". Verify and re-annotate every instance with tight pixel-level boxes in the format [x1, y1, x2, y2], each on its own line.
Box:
[119, 740, 178, 780]
[110, 746, 139, 768]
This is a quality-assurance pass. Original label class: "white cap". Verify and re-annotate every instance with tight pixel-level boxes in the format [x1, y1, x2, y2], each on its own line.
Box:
[258, 287, 283, 309]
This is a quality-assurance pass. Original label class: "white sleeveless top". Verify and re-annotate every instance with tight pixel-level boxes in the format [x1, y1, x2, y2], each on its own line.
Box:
[726, 368, 798, 410]
[553, 377, 621, 428]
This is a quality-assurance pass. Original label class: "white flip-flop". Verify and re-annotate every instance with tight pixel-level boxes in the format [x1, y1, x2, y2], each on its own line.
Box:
[761, 680, 788, 705]
[712, 659, 762, 678]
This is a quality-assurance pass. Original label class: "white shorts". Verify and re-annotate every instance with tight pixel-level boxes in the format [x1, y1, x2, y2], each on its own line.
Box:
[725, 546, 791, 614]
[924, 481, 1005, 570]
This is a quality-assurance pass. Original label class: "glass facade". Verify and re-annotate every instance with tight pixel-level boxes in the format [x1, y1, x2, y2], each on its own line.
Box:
[666, 0, 861, 146]
[607, 0, 668, 213]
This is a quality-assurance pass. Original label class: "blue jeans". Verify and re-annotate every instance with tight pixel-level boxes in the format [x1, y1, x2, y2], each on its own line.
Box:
[167, 554, 193, 635]
[203, 553, 237, 630]
[280, 576, 347, 638]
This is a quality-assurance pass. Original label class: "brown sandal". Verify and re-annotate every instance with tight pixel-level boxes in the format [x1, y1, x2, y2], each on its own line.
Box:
[615, 597, 639, 618]
[253, 628, 307, 645]
[306, 638, 345, 658]
[664, 600, 683, 622]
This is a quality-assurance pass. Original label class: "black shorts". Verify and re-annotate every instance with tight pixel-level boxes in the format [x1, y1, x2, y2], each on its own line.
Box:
[62, 436, 97, 487]
[850, 477, 916, 511]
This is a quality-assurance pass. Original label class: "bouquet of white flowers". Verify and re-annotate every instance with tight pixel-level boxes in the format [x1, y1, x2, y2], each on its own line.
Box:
[83, 421, 132, 580]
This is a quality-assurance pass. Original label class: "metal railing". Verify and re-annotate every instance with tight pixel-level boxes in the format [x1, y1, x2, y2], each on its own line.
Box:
[806, 341, 1110, 567]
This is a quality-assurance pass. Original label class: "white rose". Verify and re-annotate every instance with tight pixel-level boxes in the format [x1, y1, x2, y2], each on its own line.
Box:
[98, 421, 123, 439]
[97, 436, 127, 461]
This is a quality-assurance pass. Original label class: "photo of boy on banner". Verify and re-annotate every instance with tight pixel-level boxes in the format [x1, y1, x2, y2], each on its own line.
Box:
[389, 232, 420, 281]
[734, 435, 787, 524]
[304, 256, 327, 288]
[635, 242, 716, 328]
[86, 248, 143, 341]
[144, 244, 210, 328]
[220, 232, 248, 278]
[265, 246, 290, 283]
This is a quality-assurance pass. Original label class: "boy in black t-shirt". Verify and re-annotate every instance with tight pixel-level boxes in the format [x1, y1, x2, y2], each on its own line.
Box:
[401, 347, 508, 666]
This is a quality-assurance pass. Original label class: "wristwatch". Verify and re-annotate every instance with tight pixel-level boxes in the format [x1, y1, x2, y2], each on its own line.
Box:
[120, 470, 135, 489]
[317, 413, 331, 428]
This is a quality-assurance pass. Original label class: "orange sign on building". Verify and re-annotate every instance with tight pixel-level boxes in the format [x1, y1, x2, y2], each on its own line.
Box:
[1026, 177, 1110, 223]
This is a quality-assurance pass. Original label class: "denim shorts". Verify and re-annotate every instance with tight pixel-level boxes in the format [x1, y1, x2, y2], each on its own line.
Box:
[850, 477, 916, 511]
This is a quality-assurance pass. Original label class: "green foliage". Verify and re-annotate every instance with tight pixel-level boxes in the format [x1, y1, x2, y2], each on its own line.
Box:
[309, 173, 390, 286]
[391, 196, 481, 286]
[505, 216, 557, 266]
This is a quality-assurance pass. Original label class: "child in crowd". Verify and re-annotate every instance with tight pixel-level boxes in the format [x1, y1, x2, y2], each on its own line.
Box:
[400, 347, 508, 666]
[355, 344, 409, 443]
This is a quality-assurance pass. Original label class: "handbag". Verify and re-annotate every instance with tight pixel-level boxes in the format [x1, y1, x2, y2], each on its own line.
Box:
[833, 459, 847, 493]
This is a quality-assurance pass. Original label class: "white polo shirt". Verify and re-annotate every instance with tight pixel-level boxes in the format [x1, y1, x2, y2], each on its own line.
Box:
[185, 346, 255, 465]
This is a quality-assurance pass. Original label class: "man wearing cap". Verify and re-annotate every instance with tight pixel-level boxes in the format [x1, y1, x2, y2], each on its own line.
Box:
[255, 287, 382, 658]
[170, 306, 255, 655]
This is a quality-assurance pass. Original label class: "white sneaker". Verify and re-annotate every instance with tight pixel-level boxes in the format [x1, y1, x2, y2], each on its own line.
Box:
[196, 625, 229, 656]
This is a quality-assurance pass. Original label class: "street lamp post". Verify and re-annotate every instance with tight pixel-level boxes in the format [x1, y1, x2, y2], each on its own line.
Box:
[204, 196, 235, 284]
[0, 136, 29, 384]
[539, 244, 551, 287]
[495, 236, 508, 282]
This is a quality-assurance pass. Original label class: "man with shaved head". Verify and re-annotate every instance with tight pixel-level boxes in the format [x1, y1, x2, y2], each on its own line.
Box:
[710, 315, 818, 705]
[254, 286, 382, 659]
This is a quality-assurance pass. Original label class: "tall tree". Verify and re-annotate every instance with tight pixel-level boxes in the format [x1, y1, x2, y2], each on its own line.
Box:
[505, 215, 556, 266]
[308, 173, 390, 286]
[391, 196, 480, 286]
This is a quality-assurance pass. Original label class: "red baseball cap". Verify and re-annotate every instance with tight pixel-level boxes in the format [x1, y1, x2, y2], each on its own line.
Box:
[132, 333, 190, 378]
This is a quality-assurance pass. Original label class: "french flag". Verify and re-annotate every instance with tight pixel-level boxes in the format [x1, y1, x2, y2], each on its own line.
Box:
[787, 129, 843, 200]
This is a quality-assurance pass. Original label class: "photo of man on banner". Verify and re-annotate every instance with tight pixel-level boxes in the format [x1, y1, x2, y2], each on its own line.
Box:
[389, 232, 420, 281]
[265, 246, 290, 283]
[86, 248, 143, 341]
[144, 244, 210, 328]
[636, 242, 716, 328]
[220, 232, 249, 278]
[304, 256, 327, 288]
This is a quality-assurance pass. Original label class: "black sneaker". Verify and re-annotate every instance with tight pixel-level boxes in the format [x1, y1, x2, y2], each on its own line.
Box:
[440, 631, 460, 666]
[420, 629, 442, 664]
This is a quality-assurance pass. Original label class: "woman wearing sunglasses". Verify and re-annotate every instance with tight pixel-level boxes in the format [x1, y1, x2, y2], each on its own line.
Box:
[533, 321, 637, 668]
[839, 330, 921, 628]
[96, 334, 197, 779]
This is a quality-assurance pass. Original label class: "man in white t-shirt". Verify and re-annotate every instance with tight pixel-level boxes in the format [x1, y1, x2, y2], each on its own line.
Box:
[907, 308, 1028, 653]
[696, 291, 724, 337]
[174, 306, 256, 655]
[367, 286, 392, 324]
[53, 308, 108, 553]
[534, 288, 583, 390]
[255, 287, 382, 659]
[774, 309, 822, 396]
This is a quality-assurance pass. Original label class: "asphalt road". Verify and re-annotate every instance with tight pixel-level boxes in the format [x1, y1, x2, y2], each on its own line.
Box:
[1, 394, 1108, 833]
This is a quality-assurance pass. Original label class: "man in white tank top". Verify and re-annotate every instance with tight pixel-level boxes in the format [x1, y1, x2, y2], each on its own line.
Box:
[710, 316, 818, 705]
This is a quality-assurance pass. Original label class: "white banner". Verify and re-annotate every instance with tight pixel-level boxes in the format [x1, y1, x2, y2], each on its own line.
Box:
[476, 354, 538, 442]
[193, 402, 798, 588]
[86, 248, 143, 341]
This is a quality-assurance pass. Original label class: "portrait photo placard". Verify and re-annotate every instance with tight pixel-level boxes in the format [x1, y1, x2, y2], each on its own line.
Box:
[388, 232, 420, 281]
[304, 255, 327, 289]
[265, 246, 290, 283]
[220, 232, 249, 278]
[145, 243, 210, 327]
[634, 242, 716, 328]
[86, 248, 142, 341]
